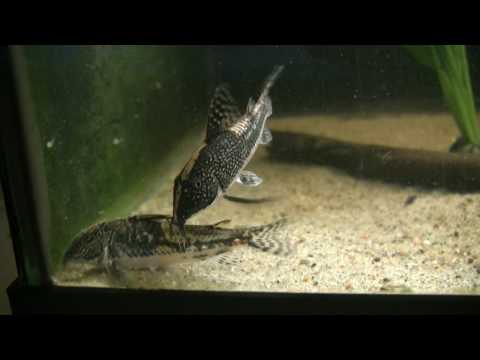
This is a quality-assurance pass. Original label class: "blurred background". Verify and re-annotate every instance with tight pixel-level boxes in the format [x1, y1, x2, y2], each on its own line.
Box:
[208, 45, 480, 115]
[0, 187, 16, 314]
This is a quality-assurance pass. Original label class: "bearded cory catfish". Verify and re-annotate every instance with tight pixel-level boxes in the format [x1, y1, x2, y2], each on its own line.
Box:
[173, 65, 285, 228]
[62, 214, 292, 277]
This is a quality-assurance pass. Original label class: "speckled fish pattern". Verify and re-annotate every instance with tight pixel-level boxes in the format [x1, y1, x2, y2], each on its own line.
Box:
[63, 214, 291, 273]
[173, 66, 284, 226]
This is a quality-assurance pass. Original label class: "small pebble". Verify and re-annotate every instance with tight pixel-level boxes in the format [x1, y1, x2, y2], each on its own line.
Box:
[373, 257, 381, 263]
[404, 195, 417, 206]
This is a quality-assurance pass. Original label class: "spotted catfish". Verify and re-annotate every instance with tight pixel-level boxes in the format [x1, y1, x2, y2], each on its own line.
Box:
[173, 65, 285, 229]
[61, 214, 292, 278]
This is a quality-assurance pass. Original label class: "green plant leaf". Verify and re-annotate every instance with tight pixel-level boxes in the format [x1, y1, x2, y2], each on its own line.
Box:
[404, 45, 480, 146]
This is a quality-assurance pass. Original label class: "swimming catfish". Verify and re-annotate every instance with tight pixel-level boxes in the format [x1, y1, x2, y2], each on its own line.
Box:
[61, 214, 292, 279]
[173, 65, 285, 229]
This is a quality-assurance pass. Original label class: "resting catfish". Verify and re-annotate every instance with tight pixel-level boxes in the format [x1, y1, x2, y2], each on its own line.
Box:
[62, 214, 293, 278]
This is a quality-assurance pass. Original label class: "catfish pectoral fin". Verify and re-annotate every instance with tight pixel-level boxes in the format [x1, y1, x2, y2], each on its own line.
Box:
[235, 171, 263, 187]
[260, 127, 273, 145]
[210, 219, 232, 228]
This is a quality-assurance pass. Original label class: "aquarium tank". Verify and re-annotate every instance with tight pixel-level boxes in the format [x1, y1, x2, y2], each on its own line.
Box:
[2, 45, 480, 314]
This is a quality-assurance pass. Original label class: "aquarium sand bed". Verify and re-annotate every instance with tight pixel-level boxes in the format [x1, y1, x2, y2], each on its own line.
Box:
[57, 113, 480, 294]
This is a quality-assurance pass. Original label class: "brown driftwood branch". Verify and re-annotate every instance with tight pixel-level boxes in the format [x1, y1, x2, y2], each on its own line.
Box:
[268, 130, 480, 192]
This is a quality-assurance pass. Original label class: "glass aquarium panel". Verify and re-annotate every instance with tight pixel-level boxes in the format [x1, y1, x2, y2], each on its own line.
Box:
[16, 45, 480, 294]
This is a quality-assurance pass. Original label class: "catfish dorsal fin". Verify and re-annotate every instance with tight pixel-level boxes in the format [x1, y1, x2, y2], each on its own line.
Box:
[206, 84, 241, 143]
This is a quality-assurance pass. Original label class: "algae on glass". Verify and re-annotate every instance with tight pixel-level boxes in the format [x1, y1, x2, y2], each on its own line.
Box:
[404, 45, 480, 149]
[22, 46, 209, 273]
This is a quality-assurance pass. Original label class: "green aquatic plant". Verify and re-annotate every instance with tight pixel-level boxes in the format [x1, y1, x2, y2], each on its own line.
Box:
[404, 45, 480, 150]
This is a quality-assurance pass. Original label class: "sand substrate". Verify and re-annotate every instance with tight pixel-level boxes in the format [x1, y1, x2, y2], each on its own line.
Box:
[56, 113, 480, 294]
